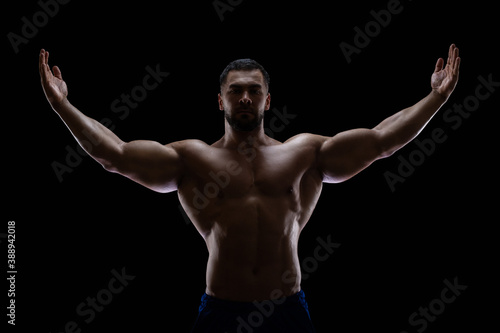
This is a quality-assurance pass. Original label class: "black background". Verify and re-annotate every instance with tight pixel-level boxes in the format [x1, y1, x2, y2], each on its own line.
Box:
[3, 0, 498, 332]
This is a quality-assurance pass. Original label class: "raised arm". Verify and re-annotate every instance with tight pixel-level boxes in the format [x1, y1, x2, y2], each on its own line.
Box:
[39, 49, 183, 193]
[319, 44, 461, 183]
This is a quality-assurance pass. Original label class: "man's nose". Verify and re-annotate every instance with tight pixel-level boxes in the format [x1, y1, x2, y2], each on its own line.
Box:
[240, 91, 251, 105]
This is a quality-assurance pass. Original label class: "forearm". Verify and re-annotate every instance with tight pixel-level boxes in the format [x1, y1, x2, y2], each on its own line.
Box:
[374, 90, 447, 157]
[53, 98, 123, 168]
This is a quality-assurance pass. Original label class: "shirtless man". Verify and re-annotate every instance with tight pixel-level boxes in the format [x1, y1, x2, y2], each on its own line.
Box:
[39, 45, 460, 332]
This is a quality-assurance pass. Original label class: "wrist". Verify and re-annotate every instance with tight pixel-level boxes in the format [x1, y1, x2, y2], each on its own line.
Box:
[52, 97, 70, 113]
[430, 89, 449, 103]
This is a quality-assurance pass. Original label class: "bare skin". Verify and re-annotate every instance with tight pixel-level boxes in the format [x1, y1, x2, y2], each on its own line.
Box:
[39, 45, 460, 301]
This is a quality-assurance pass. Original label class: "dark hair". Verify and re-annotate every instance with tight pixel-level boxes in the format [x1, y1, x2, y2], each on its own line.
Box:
[220, 59, 270, 92]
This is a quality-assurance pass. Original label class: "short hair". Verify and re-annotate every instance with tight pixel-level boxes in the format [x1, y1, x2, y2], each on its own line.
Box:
[219, 59, 270, 92]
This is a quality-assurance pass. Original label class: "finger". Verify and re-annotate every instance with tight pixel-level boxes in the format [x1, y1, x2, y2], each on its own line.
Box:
[448, 44, 458, 68]
[453, 56, 461, 76]
[451, 45, 458, 67]
[434, 58, 444, 73]
[450, 46, 459, 72]
[53, 65, 63, 80]
[39, 49, 45, 76]
[39, 49, 50, 82]
[446, 45, 450, 66]
[454, 46, 459, 61]
[448, 44, 455, 62]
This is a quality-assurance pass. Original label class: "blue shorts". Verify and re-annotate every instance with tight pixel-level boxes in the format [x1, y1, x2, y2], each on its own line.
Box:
[190, 290, 317, 333]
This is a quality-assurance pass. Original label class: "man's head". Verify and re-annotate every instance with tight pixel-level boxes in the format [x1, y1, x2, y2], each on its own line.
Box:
[218, 59, 271, 132]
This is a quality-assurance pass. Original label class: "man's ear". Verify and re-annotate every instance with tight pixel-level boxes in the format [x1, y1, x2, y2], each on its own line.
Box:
[265, 93, 271, 111]
[218, 93, 224, 111]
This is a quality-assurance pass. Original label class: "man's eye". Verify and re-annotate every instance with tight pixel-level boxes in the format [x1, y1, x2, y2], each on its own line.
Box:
[251, 89, 261, 94]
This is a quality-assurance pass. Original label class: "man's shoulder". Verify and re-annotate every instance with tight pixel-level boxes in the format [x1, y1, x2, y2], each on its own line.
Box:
[284, 133, 328, 148]
[168, 139, 210, 149]
[166, 139, 212, 157]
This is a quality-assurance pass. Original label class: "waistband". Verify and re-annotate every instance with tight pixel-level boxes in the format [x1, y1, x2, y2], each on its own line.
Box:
[199, 290, 308, 313]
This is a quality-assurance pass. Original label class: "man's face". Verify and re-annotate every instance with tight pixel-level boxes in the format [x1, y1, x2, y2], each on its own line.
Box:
[218, 69, 271, 132]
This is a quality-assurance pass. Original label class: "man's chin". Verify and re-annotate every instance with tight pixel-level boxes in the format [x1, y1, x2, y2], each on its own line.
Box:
[226, 113, 263, 132]
[232, 122, 260, 132]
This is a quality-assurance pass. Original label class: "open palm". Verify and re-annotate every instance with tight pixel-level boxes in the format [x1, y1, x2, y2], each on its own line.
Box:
[39, 49, 68, 108]
[431, 44, 460, 99]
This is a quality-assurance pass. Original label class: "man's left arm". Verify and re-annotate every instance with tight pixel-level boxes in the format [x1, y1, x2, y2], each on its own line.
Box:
[319, 44, 460, 183]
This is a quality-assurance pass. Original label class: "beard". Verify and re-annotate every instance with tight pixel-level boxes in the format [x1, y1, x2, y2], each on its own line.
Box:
[225, 110, 264, 132]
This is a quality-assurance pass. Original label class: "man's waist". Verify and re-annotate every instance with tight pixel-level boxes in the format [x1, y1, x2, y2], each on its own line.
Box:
[200, 289, 307, 310]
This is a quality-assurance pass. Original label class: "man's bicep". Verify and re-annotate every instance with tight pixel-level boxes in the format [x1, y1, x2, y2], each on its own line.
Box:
[318, 129, 384, 183]
[109, 140, 184, 193]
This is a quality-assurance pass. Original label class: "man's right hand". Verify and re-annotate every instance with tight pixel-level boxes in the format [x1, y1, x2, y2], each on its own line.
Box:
[39, 49, 68, 109]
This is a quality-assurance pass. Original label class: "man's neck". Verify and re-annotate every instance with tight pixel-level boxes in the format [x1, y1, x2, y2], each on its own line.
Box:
[220, 121, 271, 149]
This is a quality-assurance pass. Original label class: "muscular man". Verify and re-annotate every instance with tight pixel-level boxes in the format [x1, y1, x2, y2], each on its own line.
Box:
[39, 45, 460, 332]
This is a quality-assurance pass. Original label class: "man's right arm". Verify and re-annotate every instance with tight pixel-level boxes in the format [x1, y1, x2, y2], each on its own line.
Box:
[40, 49, 183, 193]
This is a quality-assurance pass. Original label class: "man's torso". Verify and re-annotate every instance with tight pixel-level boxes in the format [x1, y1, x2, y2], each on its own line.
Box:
[176, 133, 325, 301]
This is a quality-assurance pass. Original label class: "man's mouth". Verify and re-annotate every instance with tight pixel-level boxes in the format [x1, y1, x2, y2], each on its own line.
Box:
[237, 108, 253, 114]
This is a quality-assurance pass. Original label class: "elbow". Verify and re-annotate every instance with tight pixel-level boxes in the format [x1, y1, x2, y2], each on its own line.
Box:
[373, 129, 404, 160]
[92, 155, 119, 173]
[94, 146, 125, 174]
[377, 143, 402, 160]
[378, 146, 398, 159]
[101, 160, 119, 173]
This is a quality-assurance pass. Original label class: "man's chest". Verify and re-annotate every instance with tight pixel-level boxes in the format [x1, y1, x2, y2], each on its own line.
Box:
[177, 138, 325, 235]
[184, 143, 319, 198]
